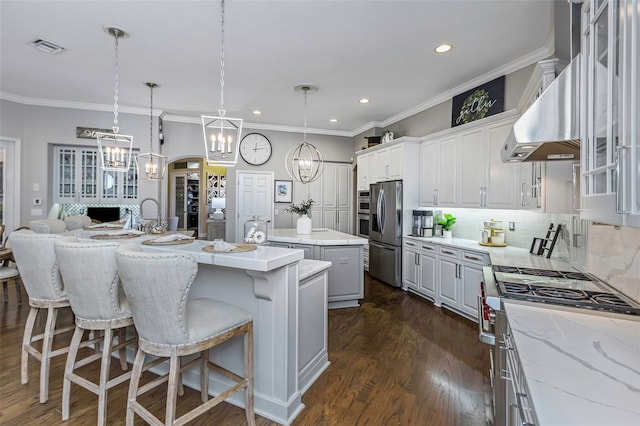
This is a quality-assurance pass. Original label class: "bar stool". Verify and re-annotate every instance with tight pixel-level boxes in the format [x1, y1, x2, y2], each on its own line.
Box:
[116, 245, 256, 426]
[8, 230, 74, 403]
[55, 239, 147, 425]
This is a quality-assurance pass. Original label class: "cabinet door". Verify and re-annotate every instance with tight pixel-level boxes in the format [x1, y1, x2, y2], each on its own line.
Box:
[54, 147, 78, 203]
[438, 256, 458, 306]
[402, 249, 419, 290]
[322, 163, 338, 208]
[120, 153, 138, 202]
[337, 209, 350, 233]
[460, 263, 483, 319]
[292, 243, 314, 259]
[357, 154, 371, 191]
[419, 252, 437, 297]
[372, 149, 387, 182]
[486, 122, 518, 208]
[386, 145, 403, 179]
[459, 129, 485, 207]
[322, 246, 364, 301]
[419, 141, 439, 206]
[322, 209, 337, 231]
[336, 164, 351, 209]
[438, 137, 458, 206]
[77, 149, 99, 203]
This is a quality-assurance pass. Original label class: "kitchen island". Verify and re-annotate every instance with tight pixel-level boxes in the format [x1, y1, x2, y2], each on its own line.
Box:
[269, 229, 367, 308]
[139, 239, 327, 425]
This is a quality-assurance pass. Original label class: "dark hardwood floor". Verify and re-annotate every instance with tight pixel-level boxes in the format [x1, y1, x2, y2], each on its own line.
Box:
[0, 274, 491, 425]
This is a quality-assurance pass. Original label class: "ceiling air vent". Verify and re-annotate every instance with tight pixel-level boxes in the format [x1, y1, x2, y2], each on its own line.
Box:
[29, 38, 66, 55]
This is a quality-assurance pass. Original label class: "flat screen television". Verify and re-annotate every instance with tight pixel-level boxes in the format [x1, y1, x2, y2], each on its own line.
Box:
[86, 207, 121, 223]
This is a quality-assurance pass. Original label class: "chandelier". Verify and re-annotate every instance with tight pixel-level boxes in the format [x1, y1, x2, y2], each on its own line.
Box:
[136, 82, 167, 180]
[96, 27, 133, 173]
[286, 85, 324, 183]
[202, 0, 243, 166]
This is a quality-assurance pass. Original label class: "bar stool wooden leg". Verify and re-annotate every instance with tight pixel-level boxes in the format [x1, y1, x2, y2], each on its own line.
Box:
[62, 326, 85, 421]
[201, 349, 209, 403]
[21, 307, 38, 384]
[165, 351, 180, 425]
[97, 328, 114, 426]
[126, 347, 146, 426]
[40, 306, 58, 403]
[2, 281, 8, 303]
[15, 278, 22, 305]
[118, 328, 128, 371]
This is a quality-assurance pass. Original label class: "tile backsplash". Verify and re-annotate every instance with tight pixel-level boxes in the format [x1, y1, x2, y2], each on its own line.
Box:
[441, 208, 572, 260]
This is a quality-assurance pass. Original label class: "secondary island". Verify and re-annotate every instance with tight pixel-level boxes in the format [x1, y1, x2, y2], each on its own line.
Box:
[268, 228, 368, 309]
[140, 239, 331, 425]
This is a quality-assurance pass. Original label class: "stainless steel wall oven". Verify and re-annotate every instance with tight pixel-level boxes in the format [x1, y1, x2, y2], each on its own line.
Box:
[357, 190, 370, 215]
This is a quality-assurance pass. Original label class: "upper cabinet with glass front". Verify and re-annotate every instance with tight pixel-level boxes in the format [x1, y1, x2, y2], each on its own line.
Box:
[581, 0, 640, 226]
[53, 145, 138, 204]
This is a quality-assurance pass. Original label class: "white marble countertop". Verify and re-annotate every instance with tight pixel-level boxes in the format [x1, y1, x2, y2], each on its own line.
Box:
[141, 240, 303, 272]
[298, 259, 332, 281]
[404, 235, 573, 270]
[270, 228, 368, 246]
[504, 301, 640, 426]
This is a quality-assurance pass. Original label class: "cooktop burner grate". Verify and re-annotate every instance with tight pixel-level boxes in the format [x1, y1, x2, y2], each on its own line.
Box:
[492, 265, 592, 281]
[533, 287, 587, 300]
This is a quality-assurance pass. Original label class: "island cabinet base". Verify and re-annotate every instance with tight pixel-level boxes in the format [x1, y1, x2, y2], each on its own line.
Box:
[298, 259, 331, 394]
[136, 262, 307, 425]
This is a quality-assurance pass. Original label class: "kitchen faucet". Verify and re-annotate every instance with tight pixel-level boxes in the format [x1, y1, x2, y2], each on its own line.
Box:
[139, 197, 161, 226]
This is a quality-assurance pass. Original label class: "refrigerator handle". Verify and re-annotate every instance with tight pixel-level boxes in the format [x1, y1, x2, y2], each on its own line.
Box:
[377, 188, 385, 234]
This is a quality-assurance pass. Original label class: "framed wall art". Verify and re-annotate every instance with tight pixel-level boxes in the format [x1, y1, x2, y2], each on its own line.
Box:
[451, 75, 505, 127]
[274, 180, 293, 203]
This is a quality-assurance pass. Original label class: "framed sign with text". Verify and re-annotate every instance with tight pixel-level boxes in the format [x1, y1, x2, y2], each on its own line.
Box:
[451, 75, 505, 127]
[76, 127, 112, 139]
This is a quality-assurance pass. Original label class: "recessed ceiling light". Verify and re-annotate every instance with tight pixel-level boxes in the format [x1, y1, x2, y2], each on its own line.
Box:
[359, 98, 370, 104]
[253, 110, 261, 115]
[330, 118, 338, 123]
[434, 44, 452, 53]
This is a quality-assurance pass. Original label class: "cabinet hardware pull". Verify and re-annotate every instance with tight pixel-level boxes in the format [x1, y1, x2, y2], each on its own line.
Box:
[442, 249, 455, 255]
[465, 255, 481, 261]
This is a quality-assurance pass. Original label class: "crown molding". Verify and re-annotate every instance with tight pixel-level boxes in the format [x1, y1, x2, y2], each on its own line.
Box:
[0, 91, 163, 116]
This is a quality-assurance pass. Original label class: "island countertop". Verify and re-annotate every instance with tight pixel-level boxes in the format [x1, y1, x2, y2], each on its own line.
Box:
[141, 239, 303, 272]
[504, 301, 640, 426]
[269, 228, 368, 245]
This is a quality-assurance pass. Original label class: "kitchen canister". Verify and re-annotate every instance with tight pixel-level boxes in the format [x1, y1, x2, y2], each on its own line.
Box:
[244, 215, 268, 244]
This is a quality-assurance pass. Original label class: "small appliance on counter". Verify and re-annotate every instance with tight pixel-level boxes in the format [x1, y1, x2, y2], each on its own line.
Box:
[411, 209, 442, 237]
[479, 220, 506, 247]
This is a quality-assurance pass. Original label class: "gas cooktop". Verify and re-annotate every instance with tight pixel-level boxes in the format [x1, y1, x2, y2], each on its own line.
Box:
[492, 265, 640, 316]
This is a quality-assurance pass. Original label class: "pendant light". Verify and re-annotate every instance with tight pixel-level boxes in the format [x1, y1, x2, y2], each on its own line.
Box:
[286, 85, 324, 184]
[96, 27, 133, 173]
[136, 82, 167, 180]
[202, 0, 243, 166]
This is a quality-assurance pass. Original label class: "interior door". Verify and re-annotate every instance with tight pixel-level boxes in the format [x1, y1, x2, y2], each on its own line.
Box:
[0, 138, 20, 233]
[236, 171, 274, 243]
[170, 172, 187, 230]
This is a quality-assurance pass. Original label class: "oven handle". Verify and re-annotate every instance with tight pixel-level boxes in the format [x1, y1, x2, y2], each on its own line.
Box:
[477, 296, 496, 346]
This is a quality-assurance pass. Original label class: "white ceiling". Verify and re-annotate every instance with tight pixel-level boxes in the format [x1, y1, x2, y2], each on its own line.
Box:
[0, 0, 554, 136]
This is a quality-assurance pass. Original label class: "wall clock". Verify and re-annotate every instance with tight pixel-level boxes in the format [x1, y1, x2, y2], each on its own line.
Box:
[239, 133, 272, 166]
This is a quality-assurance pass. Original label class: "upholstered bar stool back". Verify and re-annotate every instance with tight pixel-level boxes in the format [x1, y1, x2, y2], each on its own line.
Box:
[64, 215, 93, 231]
[116, 245, 256, 426]
[8, 230, 73, 403]
[55, 239, 138, 425]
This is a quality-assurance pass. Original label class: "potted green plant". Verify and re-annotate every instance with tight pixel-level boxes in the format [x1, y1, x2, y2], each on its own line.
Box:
[285, 199, 315, 234]
[437, 213, 456, 239]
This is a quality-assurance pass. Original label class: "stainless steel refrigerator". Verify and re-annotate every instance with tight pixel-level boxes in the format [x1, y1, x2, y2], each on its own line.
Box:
[369, 180, 402, 287]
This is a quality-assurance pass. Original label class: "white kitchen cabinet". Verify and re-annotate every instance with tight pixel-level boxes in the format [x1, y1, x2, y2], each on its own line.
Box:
[294, 162, 351, 233]
[356, 153, 372, 191]
[372, 145, 403, 182]
[419, 114, 518, 209]
[418, 243, 437, 298]
[581, 0, 640, 227]
[402, 239, 437, 300]
[437, 246, 459, 307]
[53, 145, 138, 204]
[403, 237, 489, 321]
[419, 137, 458, 207]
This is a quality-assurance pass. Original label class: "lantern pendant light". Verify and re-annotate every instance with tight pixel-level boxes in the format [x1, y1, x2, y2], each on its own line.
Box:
[136, 82, 167, 180]
[202, 0, 243, 166]
[286, 85, 324, 184]
[96, 27, 133, 173]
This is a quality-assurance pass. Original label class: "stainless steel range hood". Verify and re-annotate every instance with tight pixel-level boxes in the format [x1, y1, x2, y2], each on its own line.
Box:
[501, 54, 581, 163]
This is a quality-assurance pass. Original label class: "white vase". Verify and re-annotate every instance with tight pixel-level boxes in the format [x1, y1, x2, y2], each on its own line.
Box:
[296, 214, 312, 234]
[443, 229, 453, 239]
